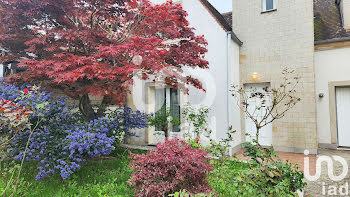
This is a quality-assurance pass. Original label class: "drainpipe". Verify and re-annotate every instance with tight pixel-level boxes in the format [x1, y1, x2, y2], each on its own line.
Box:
[227, 31, 233, 156]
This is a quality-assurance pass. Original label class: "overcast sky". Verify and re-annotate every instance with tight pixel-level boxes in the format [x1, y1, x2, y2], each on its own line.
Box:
[208, 0, 232, 13]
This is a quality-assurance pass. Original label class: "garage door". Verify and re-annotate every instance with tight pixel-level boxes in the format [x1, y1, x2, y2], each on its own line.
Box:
[336, 87, 350, 147]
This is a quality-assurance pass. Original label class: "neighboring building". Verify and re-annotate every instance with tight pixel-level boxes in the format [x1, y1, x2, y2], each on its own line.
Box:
[226, 0, 350, 154]
[314, 0, 350, 149]
[126, 0, 243, 148]
[232, 0, 317, 154]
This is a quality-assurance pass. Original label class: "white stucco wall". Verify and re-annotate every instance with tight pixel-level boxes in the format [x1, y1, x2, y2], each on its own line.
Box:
[228, 40, 242, 148]
[341, 0, 350, 30]
[315, 47, 350, 144]
[0, 64, 3, 78]
[181, 0, 241, 143]
[128, 0, 241, 146]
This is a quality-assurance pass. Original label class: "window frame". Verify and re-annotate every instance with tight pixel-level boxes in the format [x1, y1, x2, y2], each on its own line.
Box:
[262, 0, 277, 13]
[154, 87, 181, 133]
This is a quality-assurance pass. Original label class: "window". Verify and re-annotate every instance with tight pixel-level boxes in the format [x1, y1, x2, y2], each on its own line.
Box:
[262, 0, 276, 12]
[154, 88, 166, 131]
[170, 88, 181, 133]
[154, 87, 181, 133]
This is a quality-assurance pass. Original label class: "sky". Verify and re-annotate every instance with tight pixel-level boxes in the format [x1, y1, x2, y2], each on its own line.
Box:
[208, 0, 232, 13]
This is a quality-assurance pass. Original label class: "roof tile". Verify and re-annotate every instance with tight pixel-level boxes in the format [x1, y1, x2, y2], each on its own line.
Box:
[314, 0, 350, 41]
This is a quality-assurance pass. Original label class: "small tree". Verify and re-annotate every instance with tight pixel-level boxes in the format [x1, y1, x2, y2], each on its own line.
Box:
[231, 68, 301, 145]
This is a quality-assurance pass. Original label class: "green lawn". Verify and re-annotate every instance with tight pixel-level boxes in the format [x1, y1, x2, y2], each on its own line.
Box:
[0, 148, 147, 197]
[1, 148, 249, 197]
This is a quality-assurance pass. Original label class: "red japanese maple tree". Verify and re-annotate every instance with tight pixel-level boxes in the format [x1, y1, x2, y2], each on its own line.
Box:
[0, 0, 208, 120]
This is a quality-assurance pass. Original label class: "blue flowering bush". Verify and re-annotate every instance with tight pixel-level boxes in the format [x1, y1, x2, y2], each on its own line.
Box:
[0, 80, 149, 180]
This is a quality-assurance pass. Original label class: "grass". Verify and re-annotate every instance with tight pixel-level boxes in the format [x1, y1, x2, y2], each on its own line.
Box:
[0, 148, 147, 197]
[1, 148, 250, 197]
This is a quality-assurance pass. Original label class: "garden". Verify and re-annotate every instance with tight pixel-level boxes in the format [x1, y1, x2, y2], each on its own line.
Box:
[0, 0, 306, 196]
[0, 79, 306, 196]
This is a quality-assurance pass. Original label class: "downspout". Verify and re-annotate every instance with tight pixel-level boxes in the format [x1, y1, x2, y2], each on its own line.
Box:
[226, 31, 233, 156]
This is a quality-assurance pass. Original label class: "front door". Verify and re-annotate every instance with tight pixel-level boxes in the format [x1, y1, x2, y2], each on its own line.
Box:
[336, 87, 350, 147]
[244, 83, 273, 146]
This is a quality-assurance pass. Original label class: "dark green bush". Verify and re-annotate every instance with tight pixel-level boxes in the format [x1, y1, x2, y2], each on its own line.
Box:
[209, 142, 306, 197]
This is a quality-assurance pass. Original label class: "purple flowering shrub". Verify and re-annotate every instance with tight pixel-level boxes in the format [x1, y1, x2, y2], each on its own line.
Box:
[13, 117, 117, 180]
[1, 80, 149, 180]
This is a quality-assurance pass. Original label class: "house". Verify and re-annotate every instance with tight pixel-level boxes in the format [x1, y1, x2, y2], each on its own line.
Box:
[1, 0, 349, 154]
[0, 0, 244, 148]
[229, 0, 350, 154]
[126, 0, 243, 148]
[0, 48, 5, 77]
[0, 64, 4, 77]
[0, 47, 23, 78]
[129, 0, 350, 154]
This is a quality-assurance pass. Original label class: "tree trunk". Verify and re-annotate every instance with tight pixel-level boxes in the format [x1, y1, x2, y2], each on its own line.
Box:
[165, 128, 169, 138]
[256, 126, 260, 145]
[79, 94, 96, 121]
[79, 94, 112, 121]
[97, 96, 112, 117]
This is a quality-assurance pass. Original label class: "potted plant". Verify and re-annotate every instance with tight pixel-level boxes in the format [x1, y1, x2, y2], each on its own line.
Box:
[148, 105, 181, 143]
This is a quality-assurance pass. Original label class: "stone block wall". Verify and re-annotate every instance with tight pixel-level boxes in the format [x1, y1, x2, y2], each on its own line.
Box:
[232, 0, 318, 152]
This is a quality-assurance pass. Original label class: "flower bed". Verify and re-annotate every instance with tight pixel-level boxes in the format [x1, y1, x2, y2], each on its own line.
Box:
[0, 80, 149, 180]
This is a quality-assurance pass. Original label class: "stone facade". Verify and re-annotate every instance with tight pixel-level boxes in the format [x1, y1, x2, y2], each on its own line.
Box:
[232, 0, 318, 153]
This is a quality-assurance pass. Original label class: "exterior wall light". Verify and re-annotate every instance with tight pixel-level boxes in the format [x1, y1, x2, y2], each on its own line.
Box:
[319, 93, 324, 98]
[252, 72, 259, 81]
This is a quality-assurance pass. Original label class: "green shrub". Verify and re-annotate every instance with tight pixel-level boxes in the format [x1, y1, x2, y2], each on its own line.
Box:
[208, 160, 250, 196]
[169, 189, 216, 197]
[242, 142, 306, 194]
[209, 142, 306, 197]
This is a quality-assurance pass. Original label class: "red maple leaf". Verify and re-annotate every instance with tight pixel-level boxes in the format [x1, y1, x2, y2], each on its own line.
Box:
[1, 0, 208, 119]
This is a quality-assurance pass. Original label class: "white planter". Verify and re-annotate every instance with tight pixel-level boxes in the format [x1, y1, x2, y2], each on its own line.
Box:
[153, 131, 166, 145]
[169, 132, 182, 139]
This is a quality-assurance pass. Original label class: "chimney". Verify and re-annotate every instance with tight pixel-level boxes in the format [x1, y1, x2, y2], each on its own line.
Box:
[338, 0, 350, 30]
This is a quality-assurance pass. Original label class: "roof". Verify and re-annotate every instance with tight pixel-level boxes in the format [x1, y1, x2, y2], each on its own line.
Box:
[222, 12, 233, 29]
[198, 0, 242, 46]
[314, 0, 350, 44]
